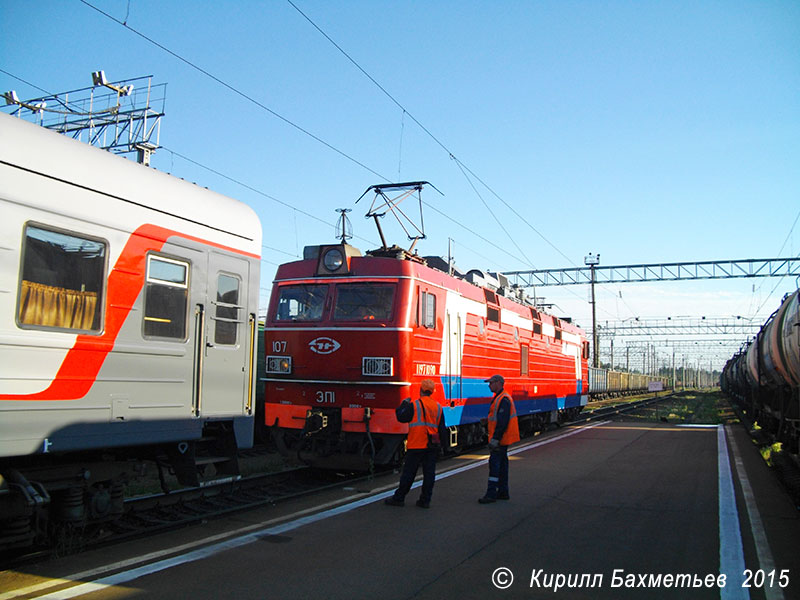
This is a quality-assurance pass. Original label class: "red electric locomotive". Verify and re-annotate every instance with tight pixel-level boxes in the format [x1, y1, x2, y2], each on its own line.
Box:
[263, 184, 590, 468]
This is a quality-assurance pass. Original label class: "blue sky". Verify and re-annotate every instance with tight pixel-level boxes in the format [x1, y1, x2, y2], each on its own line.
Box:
[2, 0, 798, 370]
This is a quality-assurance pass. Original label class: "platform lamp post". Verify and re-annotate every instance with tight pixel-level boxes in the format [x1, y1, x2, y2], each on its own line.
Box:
[585, 253, 600, 368]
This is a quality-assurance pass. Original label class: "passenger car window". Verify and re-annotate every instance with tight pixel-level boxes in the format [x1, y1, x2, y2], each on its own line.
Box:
[214, 273, 240, 345]
[18, 224, 106, 332]
[143, 255, 189, 339]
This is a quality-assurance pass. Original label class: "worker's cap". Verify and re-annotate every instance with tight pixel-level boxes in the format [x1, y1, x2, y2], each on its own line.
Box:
[485, 374, 504, 385]
[420, 379, 436, 393]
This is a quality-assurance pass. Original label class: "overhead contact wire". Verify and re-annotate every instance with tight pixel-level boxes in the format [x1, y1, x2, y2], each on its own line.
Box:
[452, 159, 535, 269]
[76, 0, 505, 267]
[285, 0, 453, 159]
[77, 0, 576, 283]
[162, 146, 378, 249]
[286, 0, 630, 323]
[78, 0, 390, 182]
[287, 0, 571, 267]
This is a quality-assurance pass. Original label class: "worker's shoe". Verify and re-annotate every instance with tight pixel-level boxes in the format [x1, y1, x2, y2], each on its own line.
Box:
[384, 497, 404, 507]
[478, 496, 496, 504]
[415, 499, 430, 509]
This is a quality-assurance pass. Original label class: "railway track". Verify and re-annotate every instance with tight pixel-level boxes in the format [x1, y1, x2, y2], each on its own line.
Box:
[2, 465, 376, 569]
[575, 392, 670, 423]
[3, 394, 672, 568]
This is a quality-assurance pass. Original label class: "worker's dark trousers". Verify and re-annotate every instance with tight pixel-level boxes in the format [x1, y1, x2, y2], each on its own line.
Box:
[485, 445, 509, 498]
[393, 448, 437, 503]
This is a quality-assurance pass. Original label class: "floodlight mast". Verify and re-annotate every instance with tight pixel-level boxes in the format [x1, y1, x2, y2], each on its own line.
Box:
[2, 71, 165, 164]
[585, 253, 600, 368]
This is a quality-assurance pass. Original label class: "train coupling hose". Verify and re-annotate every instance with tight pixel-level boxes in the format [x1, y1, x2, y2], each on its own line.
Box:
[363, 407, 376, 478]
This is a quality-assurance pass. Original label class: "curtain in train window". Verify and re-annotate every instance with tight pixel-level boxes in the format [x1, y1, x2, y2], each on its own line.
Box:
[18, 224, 105, 331]
[214, 274, 240, 345]
[143, 255, 189, 339]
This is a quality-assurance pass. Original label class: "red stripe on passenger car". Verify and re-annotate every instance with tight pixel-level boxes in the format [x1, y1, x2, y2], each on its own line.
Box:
[0, 224, 259, 401]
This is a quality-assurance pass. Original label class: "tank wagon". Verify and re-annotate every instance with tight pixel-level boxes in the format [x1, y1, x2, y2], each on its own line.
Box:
[721, 289, 800, 453]
[0, 113, 261, 550]
[263, 221, 590, 469]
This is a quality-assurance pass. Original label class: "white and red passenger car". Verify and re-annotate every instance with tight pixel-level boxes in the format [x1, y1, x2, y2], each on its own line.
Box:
[0, 113, 261, 550]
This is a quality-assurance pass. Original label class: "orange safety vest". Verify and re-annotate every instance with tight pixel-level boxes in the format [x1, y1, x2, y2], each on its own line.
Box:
[407, 396, 443, 450]
[487, 391, 520, 446]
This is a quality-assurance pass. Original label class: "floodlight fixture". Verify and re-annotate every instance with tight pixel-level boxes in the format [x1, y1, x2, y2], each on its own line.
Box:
[4, 90, 19, 105]
[92, 70, 108, 86]
[91, 70, 133, 96]
[585, 251, 600, 367]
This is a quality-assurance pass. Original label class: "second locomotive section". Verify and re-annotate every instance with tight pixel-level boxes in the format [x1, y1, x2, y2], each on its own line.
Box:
[264, 243, 589, 469]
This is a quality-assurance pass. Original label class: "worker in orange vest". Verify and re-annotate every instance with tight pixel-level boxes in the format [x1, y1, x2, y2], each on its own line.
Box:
[479, 374, 520, 504]
[385, 379, 445, 508]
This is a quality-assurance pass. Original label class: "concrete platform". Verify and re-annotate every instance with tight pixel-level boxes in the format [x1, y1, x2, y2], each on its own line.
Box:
[3, 420, 799, 599]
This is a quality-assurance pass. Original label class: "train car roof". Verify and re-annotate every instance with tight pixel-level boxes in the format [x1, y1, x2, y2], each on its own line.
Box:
[0, 113, 261, 255]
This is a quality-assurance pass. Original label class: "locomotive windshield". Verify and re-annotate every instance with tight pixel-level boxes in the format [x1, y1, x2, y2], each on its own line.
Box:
[275, 284, 327, 321]
[334, 283, 395, 321]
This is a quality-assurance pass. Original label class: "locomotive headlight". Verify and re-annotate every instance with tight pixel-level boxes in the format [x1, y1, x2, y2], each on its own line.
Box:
[267, 355, 292, 374]
[322, 248, 344, 272]
[313, 243, 359, 275]
[363, 357, 393, 376]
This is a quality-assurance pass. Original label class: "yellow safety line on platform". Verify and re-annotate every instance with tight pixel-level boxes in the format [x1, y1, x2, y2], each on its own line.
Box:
[454, 454, 522, 460]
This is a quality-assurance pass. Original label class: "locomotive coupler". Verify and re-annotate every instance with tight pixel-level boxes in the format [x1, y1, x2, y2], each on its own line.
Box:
[305, 409, 328, 434]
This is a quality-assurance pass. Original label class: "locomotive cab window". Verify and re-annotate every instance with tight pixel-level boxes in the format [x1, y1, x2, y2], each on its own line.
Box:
[274, 284, 327, 322]
[143, 255, 189, 340]
[334, 283, 395, 321]
[17, 224, 106, 332]
[214, 273, 241, 345]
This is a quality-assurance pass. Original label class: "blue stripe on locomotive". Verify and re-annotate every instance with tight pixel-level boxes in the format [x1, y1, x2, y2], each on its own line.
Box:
[438, 376, 586, 428]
